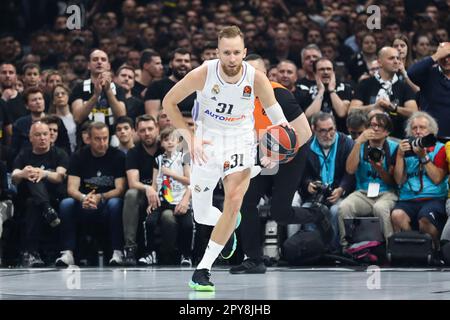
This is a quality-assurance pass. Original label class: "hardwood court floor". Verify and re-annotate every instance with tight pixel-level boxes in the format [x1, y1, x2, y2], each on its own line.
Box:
[1, 266, 450, 300]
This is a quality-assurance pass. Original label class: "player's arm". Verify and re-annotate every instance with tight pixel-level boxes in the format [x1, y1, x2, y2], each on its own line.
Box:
[162, 65, 207, 149]
[290, 114, 312, 148]
[145, 99, 161, 119]
[254, 70, 288, 125]
[274, 88, 312, 148]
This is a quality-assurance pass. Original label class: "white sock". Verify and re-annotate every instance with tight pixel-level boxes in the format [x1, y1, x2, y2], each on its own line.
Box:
[197, 240, 224, 271]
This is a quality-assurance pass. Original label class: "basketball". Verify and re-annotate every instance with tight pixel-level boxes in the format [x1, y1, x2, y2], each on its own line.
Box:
[260, 125, 299, 164]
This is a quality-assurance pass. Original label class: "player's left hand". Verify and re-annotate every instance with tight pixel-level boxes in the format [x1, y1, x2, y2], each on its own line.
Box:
[191, 137, 212, 165]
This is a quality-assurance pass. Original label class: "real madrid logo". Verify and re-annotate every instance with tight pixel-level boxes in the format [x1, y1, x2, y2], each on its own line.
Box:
[212, 84, 220, 95]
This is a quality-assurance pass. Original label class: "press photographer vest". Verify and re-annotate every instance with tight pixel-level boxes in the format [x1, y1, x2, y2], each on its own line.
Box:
[399, 142, 447, 200]
[356, 140, 398, 193]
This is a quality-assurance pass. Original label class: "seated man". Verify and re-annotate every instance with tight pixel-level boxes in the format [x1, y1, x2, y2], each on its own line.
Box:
[300, 112, 355, 251]
[56, 122, 126, 267]
[11, 122, 68, 267]
[391, 112, 448, 250]
[122, 115, 160, 266]
[338, 113, 398, 250]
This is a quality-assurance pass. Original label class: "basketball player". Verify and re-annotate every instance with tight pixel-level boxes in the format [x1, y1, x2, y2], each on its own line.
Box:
[162, 26, 291, 291]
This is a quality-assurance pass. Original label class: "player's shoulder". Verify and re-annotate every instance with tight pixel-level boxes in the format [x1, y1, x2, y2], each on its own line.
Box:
[187, 62, 208, 82]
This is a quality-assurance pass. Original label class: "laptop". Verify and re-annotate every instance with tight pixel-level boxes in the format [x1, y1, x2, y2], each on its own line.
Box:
[344, 217, 384, 243]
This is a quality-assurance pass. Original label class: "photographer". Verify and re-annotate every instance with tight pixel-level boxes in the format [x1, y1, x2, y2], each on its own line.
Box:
[300, 112, 355, 251]
[391, 112, 448, 250]
[338, 113, 398, 250]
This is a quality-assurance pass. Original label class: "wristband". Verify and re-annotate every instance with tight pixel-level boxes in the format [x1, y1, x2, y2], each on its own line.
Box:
[420, 155, 430, 165]
[329, 90, 336, 94]
[265, 102, 288, 125]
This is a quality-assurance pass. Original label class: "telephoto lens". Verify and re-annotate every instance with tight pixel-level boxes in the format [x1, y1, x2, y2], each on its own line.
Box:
[405, 134, 437, 157]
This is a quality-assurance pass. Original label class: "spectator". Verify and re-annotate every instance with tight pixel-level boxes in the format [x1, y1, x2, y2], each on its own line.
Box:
[56, 122, 126, 267]
[70, 54, 89, 80]
[391, 112, 448, 250]
[358, 59, 380, 82]
[146, 126, 193, 266]
[392, 34, 420, 93]
[298, 58, 352, 132]
[407, 42, 450, 140]
[133, 49, 164, 99]
[114, 65, 144, 120]
[338, 113, 398, 250]
[412, 33, 431, 63]
[114, 116, 135, 154]
[350, 47, 418, 139]
[145, 48, 194, 119]
[12, 122, 68, 267]
[11, 87, 70, 160]
[0, 63, 25, 126]
[276, 60, 298, 94]
[41, 115, 71, 155]
[126, 50, 141, 70]
[200, 42, 218, 63]
[300, 112, 355, 251]
[22, 63, 41, 89]
[346, 109, 368, 141]
[268, 66, 278, 82]
[43, 70, 63, 112]
[122, 115, 160, 266]
[297, 44, 322, 86]
[50, 84, 77, 153]
[70, 49, 127, 133]
[157, 110, 172, 131]
[348, 33, 378, 83]
[0, 34, 19, 64]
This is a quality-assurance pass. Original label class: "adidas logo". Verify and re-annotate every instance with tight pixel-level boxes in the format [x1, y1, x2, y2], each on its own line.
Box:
[210, 96, 217, 101]
[203, 187, 210, 192]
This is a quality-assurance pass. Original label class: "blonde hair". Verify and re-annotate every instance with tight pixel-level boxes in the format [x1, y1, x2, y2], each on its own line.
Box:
[218, 26, 244, 42]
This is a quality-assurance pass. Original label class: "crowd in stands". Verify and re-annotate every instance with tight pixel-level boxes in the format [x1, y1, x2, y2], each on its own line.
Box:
[0, 0, 449, 268]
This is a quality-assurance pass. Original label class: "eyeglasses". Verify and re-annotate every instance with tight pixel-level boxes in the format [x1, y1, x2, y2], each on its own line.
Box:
[369, 122, 385, 130]
[316, 127, 336, 135]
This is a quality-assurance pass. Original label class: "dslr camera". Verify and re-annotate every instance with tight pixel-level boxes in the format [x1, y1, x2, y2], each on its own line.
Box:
[312, 181, 333, 205]
[367, 146, 385, 163]
[404, 133, 436, 157]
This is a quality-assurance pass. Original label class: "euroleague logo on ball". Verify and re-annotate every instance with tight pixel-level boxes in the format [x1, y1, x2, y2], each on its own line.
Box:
[260, 125, 299, 164]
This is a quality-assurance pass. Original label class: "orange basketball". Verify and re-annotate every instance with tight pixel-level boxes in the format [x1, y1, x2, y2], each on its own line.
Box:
[260, 125, 299, 164]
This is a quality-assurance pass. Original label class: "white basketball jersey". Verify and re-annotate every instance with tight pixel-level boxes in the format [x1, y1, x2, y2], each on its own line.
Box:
[192, 59, 256, 135]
